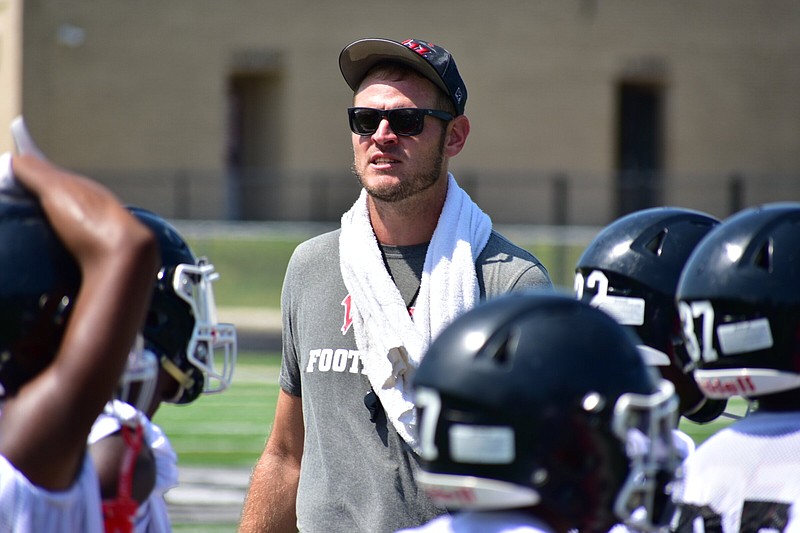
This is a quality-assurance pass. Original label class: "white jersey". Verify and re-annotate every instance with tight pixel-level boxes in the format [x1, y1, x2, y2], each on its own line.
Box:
[89, 400, 179, 533]
[672, 428, 697, 459]
[0, 452, 104, 533]
[396, 510, 555, 533]
[672, 411, 800, 533]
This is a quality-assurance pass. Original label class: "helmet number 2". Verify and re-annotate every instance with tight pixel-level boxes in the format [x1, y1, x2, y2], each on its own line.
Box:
[574, 271, 610, 304]
[678, 300, 719, 365]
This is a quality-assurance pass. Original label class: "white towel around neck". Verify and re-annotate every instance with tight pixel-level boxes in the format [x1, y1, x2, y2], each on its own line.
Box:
[339, 173, 492, 450]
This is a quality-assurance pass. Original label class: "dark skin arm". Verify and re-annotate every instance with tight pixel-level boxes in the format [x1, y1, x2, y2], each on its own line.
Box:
[0, 154, 159, 491]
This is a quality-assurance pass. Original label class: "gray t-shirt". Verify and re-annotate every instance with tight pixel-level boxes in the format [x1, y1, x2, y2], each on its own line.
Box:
[279, 229, 552, 533]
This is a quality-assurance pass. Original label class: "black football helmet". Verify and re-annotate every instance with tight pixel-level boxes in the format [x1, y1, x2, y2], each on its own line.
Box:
[0, 195, 81, 397]
[413, 293, 679, 533]
[575, 207, 727, 423]
[129, 207, 236, 405]
[676, 202, 800, 401]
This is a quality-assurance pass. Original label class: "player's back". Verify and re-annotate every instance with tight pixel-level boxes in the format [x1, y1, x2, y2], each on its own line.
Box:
[672, 411, 800, 533]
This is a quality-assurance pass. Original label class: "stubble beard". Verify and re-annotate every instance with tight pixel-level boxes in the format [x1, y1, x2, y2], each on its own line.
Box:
[352, 131, 447, 204]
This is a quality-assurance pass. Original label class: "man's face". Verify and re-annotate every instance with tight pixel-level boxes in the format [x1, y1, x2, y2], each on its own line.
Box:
[351, 74, 448, 203]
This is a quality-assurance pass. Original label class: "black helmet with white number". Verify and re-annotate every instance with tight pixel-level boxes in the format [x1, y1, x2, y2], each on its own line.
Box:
[676, 202, 800, 401]
[574, 207, 726, 423]
[0, 195, 81, 397]
[413, 293, 679, 533]
[129, 207, 236, 405]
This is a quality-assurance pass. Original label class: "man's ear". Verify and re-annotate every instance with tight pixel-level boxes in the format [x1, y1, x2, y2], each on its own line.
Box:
[444, 115, 470, 158]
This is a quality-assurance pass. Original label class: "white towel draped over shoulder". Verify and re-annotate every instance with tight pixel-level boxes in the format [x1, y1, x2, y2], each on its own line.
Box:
[339, 173, 492, 450]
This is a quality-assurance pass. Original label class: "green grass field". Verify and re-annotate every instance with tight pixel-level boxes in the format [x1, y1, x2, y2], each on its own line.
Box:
[155, 350, 748, 470]
[185, 237, 299, 309]
[185, 233, 588, 309]
[154, 352, 281, 467]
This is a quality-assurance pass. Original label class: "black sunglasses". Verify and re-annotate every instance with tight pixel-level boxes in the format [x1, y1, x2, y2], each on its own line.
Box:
[347, 107, 454, 137]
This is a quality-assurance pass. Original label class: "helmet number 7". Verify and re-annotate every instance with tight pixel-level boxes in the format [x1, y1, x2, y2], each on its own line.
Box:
[415, 387, 442, 461]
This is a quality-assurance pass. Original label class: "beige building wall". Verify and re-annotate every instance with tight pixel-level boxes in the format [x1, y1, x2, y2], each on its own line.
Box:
[15, 1, 800, 224]
[0, 0, 22, 151]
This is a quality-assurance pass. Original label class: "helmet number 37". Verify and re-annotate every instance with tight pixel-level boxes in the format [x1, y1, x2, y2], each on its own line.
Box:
[678, 300, 719, 367]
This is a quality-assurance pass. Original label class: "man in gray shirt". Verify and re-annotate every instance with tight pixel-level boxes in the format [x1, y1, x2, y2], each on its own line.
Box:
[239, 37, 552, 533]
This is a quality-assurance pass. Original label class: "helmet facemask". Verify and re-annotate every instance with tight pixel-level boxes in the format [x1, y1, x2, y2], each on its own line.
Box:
[171, 259, 237, 397]
[613, 379, 681, 532]
[127, 206, 237, 406]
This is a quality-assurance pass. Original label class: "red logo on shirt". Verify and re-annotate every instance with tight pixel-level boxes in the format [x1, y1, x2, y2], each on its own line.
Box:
[341, 294, 353, 335]
[340, 293, 415, 335]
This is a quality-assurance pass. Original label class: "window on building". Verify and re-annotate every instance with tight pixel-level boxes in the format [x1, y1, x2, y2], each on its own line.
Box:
[226, 71, 282, 220]
[615, 81, 664, 217]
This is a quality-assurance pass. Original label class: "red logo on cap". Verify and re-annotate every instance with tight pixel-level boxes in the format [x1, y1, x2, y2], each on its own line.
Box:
[402, 39, 432, 57]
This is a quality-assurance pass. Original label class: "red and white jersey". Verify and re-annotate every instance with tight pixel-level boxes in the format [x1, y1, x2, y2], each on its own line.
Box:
[89, 400, 178, 533]
[672, 411, 800, 533]
[0, 453, 104, 533]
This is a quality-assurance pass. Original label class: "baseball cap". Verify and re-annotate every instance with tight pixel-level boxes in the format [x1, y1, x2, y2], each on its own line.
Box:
[339, 38, 468, 116]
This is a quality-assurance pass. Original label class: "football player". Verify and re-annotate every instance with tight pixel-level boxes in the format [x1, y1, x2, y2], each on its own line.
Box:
[671, 202, 800, 533]
[89, 207, 237, 532]
[574, 207, 730, 428]
[0, 149, 158, 531]
[400, 293, 680, 533]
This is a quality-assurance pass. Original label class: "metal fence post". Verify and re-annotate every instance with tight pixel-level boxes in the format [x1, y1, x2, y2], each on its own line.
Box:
[174, 171, 189, 219]
[551, 173, 569, 286]
[728, 173, 744, 215]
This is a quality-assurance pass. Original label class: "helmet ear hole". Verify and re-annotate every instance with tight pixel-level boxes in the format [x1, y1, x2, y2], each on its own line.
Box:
[753, 238, 773, 271]
[490, 340, 511, 365]
[485, 327, 519, 367]
[644, 229, 667, 256]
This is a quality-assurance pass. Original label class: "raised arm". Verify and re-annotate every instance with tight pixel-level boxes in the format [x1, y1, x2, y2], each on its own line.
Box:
[0, 154, 159, 491]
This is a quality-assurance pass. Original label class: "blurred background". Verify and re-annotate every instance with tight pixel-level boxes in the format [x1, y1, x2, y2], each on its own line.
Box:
[2, 1, 798, 228]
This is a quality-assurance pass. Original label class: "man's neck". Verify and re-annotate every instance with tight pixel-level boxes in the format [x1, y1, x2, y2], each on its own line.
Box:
[368, 185, 446, 245]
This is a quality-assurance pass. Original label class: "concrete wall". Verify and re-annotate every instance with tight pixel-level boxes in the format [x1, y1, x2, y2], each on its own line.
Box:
[0, 0, 22, 151]
[11, 1, 800, 224]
